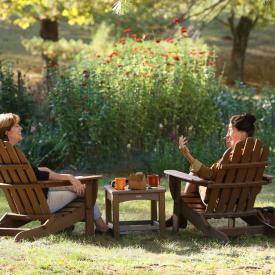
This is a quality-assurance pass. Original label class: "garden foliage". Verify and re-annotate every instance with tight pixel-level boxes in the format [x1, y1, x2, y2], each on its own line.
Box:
[44, 29, 222, 172]
[0, 63, 36, 124]
[1, 29, 274, 174]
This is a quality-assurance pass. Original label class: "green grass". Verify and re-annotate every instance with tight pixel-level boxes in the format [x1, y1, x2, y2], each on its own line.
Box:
[0, 177, 274, 274]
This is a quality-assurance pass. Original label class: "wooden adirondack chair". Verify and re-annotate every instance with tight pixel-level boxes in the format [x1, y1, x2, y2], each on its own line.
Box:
[164, 137, 274, 242]
[0, 140, 101, 242]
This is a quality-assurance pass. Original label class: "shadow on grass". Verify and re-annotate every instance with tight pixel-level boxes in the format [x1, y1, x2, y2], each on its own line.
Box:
[52, 224, 275, 257]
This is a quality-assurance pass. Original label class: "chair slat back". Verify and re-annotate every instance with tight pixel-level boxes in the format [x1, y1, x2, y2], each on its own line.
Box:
[0, 141, 50, 215]
[245, 144, 269, 210]
[206, 149, 231, 213]
[205, 138, 268, 215]
[233, 139, 262, 212]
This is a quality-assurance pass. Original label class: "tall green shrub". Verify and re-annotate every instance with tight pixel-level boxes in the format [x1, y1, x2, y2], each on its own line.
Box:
[48, 30, 222, 172]
[0, 63, 36, 122]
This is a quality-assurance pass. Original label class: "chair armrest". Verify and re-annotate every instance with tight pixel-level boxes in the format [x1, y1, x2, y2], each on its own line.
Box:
[0, 175, 103, 189]
[38, 175, 102, 187]
[164, 170, 213, 187]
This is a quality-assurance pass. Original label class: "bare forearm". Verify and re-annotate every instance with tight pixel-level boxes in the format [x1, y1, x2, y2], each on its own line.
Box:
[183, 150, 195, 164]
[38, 167, 73, 181]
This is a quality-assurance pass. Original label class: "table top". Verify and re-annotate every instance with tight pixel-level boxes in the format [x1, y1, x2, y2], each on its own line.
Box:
[104, 185, 166, 194]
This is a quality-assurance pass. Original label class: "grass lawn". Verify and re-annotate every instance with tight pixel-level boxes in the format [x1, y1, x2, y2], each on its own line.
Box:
[0, 177, 274, 274]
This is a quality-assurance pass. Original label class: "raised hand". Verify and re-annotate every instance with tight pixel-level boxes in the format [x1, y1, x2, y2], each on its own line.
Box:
[179, 135, 190, 156]
[179, 135, 194, 164]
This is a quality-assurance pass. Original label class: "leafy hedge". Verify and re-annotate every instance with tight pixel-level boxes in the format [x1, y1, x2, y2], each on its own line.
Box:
[1, 31, 274, 174]
[40, 32, 223, 172]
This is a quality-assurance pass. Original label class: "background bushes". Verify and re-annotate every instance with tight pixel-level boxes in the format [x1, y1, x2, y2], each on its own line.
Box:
[0, 35, 274, 174]
[44, 35, 222, 172]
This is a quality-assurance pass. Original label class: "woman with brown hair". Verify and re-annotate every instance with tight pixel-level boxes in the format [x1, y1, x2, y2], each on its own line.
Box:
[166, 113, 257, 227]
[0, 113, 109, 233]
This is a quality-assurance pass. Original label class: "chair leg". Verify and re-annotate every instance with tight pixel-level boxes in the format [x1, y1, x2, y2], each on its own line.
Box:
[15, 207, 85, 242]
[169, 175, 181, 232]
[242, 212, 275, 235]
[0, 213, 31, 228]
[181, 201, 229, 243]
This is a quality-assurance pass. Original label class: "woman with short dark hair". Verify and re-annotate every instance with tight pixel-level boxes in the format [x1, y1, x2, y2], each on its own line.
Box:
[167, 113, 257, 227]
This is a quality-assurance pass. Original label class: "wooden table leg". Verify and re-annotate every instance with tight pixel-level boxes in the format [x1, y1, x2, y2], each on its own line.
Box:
[151, 200, 157, 225]
[112, 194, 120, 240]
[105, 190, 112, 225]
[159, 192, 166, 236]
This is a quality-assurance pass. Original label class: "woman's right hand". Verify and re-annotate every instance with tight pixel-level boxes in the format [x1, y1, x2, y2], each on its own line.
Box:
[179, 135, 195, 164]
[179, 135, 190, 156]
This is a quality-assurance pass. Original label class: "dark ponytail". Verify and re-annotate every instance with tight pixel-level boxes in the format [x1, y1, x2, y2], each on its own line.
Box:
[230, 113, 256, 137]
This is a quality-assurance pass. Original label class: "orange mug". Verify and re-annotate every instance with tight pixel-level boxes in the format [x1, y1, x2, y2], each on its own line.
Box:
[115, 177, 126, 190]
[148, 174, 160, 188]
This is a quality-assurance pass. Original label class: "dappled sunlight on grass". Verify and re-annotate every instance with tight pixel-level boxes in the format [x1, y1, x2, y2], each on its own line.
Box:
[0, 178, 274, 273]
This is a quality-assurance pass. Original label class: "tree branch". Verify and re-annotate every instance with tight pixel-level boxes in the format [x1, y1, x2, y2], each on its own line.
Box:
[252, 16, 259, 27]
[228, 8, 236, 35]
[200, 0, 230, 24]
[215, 17, 230, 27]
[187, 0, 228, 19]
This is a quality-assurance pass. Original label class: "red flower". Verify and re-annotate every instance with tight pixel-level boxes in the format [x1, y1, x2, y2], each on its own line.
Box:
[155, 38, 161, 43]
[173, 17, 180, 24]
[166, 37, 174, 43]
[116, 64, 122, 68]
[108, 51, 119, 58]
[172, 55, 180, 61]
[103, 57, 111, 64]
[207, 61, 217, 66]
[144, 33, 152, 39]
[132, 47, 139, 53]
[123, 28, 131, 33]
[125, 70, 132, 75]
[199, 51, 206, 55]
[119, 37, 126, 44]
[144, 47, 152, 53]
[131, 33, 138, 37]
[135, 38, 142, 43]
[208, 51, 215, 56]
[161, 53, 169, 59]
[180, 27, 187, 33]
[95, 53, 101, 58]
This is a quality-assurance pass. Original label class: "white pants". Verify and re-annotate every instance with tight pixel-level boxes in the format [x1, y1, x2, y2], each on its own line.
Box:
[46, 186, 101, 220]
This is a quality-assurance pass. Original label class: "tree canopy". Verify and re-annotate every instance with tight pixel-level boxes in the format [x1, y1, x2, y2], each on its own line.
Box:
[0, 0, 115, 29]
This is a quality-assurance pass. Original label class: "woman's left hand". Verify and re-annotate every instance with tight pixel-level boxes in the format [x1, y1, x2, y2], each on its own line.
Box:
[70, 177, 86, 197]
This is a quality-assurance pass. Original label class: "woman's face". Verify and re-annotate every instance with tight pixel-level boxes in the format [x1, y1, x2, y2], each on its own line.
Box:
[6, 123, 23, 145]
[225, 123, 247, 148]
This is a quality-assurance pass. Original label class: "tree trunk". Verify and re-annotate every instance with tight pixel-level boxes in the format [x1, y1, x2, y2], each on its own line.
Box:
[228, 16, 255, 84]
[40, 19, 59, 67]
[39, 19, 59, 90]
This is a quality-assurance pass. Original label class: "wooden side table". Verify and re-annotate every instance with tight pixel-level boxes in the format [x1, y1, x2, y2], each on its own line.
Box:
[105, 185, 166, 240]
